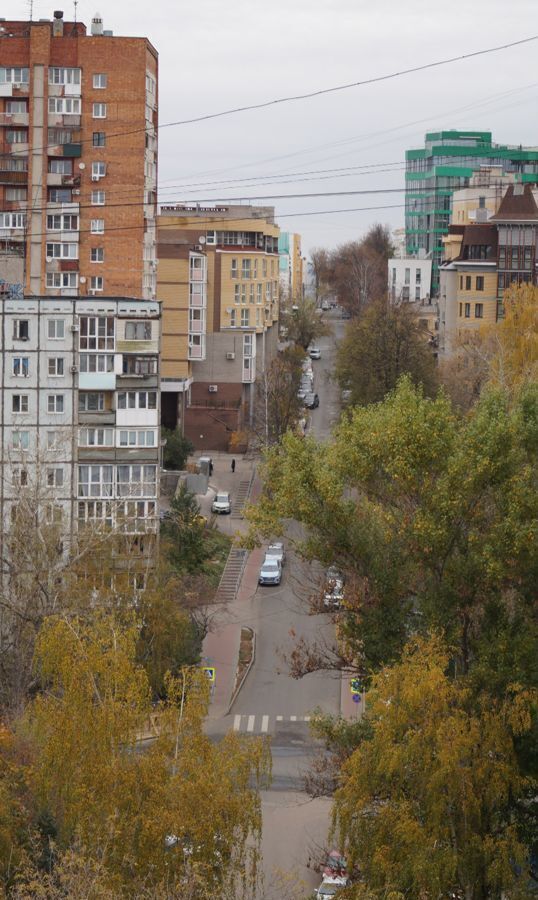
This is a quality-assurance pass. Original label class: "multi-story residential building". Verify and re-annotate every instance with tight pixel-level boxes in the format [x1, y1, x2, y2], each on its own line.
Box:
[278, 232, 303, 302]
[0, 10, 158, 300]
[438, 184, 538, 354]
[157, 205, 280, 451]
[405, 130, 538, 295]
[0, 296, 161, 561]
[387, 256, 436, 341]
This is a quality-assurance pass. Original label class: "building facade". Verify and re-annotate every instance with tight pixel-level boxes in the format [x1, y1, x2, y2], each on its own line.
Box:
[405, 131, 538, 295]
[278, 232, 303, 302]
[157, 206, 280, 451]
[0, 11, 158, 301]
[0, 296, 161, 557]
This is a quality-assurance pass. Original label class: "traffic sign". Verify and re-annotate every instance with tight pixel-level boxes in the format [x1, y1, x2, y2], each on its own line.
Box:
[350, 678, 362, 694]
[202, 666, 216, 683]
[352, 693, 361, 704]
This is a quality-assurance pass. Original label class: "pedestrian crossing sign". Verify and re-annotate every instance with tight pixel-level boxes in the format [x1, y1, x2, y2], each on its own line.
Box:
[202, 666, 216, 683]
[350, 678, 361, 695]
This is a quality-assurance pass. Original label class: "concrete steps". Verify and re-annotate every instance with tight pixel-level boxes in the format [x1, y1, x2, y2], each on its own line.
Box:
[215, 547, 248, 603]
[231, 476, 253, 519]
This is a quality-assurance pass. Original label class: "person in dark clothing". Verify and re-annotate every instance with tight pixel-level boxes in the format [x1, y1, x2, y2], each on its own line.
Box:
[209, 461, 213, 477]
[231, 458, 236, 473]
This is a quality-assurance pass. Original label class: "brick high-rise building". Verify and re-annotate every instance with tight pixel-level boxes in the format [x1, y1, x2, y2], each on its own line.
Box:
[0, 10, 158, 300]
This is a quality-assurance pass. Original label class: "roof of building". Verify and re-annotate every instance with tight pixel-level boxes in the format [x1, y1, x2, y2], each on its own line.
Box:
[490, 184, 538, 222]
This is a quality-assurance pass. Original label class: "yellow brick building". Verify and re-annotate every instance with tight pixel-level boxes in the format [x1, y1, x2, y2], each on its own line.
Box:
[157, 206, 280, 450]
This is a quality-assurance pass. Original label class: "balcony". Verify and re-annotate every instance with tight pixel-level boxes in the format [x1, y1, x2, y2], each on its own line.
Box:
[0, 169, 27, 185]
[0, 112, 29, 126]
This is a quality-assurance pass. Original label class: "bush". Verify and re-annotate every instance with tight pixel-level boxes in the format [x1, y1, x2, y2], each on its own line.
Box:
[162, 428, 193, 470]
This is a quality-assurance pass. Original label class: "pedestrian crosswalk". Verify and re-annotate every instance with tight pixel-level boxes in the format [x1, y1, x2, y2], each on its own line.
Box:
[232, 713, 311, 734]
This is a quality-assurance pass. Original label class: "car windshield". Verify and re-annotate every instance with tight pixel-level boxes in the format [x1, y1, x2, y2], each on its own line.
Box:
[263, 560, 279, 570]
[215, 493, 229, 502]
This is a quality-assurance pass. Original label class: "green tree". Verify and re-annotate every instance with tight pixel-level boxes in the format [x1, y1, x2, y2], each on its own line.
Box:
[2, 612, 270, 898]
[334, 634, 536, 900]
[162, 428, 193, 470]
[161, 483, 211, 574]
[335, 299, 437, 405]
[282, 297, 329, 351]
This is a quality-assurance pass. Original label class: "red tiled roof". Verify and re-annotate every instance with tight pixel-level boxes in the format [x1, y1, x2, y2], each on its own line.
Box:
[490, 184, 538, 222]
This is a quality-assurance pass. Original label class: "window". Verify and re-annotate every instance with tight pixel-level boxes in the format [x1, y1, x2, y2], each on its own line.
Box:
[464, 303, 471, 319]
[234, 284, 241, 304]
[48, 358, 64, 376]
[0, 67, 30, 85]
[45, 504, 63, 525]
[91, 247, 104, 263]
[262, 259, 267, 277]
[92, 131, 106, 148]
[46, 213, 78, 231]
[404, 268, 410, 285]
[5, 188, 27, 201]
[92, 161, 106, 178]
[241, 259, 251, 279]
[392, 267, 396, 283]
[117, 465, 157, 498]
[465, 276, 472, 290]
[46, 242, 78, 259]
[240, 308, 250, 327]
[90, 276, 104, 292]
[78, 465, 113, 498]
[80, 317, 114, 350]
[476, 276, 484, 291]
[0, 213, 26, 229]
[91, 219, 105, 234]
[79, 427, 114, 447]
[48, 127, 77, 145]
[49, 67, 80, 86]
[12, 394, 29, 413]
[125, 321, 151, 340]
[256, 283, 262, 303]
[13, 357, 29, 377]
[79, 393, 105, 413]
[78, 500, 112, 526]
[231, 259, 238, 278]
[6, 100, 28, 113]
[79, 354, 114, 373]
[47, 394, 64, 414]
[459, 276, 463, 289]
[46, 273, 78, 289]
[6, 129, 28, 144]
[230, 309, 236, 327]
[48, 97, 81, 115]
[415, 269, 421, 284]
[92, 103, 107, 118]
[479, 196, 486, 209]
[48, 188, 72, 203]
[47, 468, 64, 487]
[13, 468, 28, 487]
[415, 286, 421, 301]
[250, 284, 255, 304]
[13, 319, 29, 341]
[48, 159, 73, 174]
[12, 431, 29, 450]
[91, 190, 105, 206]
[475, 303, 484, 319]
[121, 356, 158, 376]
[119, 430, 156, 447]
[254, 259, 258, 278]
[241, 285, 246, 304]
[117, 391, 157, 410]
[93, 73, 107, 89]
[46, 431, 61, 450]
[459, 303, 462, 317]
[47, 319, 65, 340]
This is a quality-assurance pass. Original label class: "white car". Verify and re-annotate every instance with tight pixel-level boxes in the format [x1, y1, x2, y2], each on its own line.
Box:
[323, 566, 345, 609]
[211, 491, 231, 514]
[259, 556, 282, 586]
[265, 542, 285, 566]
[309, 347, 321, 360]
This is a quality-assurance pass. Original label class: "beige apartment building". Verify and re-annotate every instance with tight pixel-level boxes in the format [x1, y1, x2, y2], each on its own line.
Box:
[157, 205, 280, 451]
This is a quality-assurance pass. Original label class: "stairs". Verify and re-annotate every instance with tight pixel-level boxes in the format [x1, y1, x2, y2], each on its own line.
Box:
[215, 547, 248, 603]
[231, 474, 254, 519]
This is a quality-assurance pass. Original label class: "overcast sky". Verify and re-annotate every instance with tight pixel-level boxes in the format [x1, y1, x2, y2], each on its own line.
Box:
[10, 0, 538, 257]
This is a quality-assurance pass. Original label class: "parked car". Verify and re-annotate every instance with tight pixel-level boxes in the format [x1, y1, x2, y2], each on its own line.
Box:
[314, 876, 348, 899]
[211, 491, 231, 514]
[258, 556, 282, 586]
[297, 387, 308, 401]
[341, 389, 352, 404]
[265, 542, 286, 566]
[309, 347, 321, 360]
[323, 566, 345, 609]
[323, 850, 348, 880]
[304, 392, 319, 409]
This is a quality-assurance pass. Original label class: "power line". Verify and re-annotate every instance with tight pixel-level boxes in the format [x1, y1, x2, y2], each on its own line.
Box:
[6, 35, 538, 161]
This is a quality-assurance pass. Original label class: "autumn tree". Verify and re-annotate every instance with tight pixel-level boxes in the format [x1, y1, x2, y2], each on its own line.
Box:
[334, 634, 536, 900]
[1, 612, 270, 898]
[282, 296, 329, 351]
[250, 346, 305, 447]
[335, 299, 437, 405]
[328, 225, 393, 315]
[309, 247, 332, 306]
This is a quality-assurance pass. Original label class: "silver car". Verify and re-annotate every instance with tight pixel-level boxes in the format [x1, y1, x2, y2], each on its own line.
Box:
[259, 556, 282, 585]
[211, 491, 231, 514]
[265, 542, 285, 566]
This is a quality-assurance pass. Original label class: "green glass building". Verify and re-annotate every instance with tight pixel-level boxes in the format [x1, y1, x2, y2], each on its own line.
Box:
[405, 130, 538, 294]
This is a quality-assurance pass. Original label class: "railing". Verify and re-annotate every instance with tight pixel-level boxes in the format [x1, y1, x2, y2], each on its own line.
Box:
[189, 398, 241, 410]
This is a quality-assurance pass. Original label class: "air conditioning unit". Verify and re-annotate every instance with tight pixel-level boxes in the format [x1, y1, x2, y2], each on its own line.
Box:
[91, 174, 100, 182]
[70, 322, 79, 331]
[208, 384, 218, 393]
[70, 365, 78, 373]
[89, 289, 98, 295]
[72, 189, 80, 195]
[226, 352, 235, 360]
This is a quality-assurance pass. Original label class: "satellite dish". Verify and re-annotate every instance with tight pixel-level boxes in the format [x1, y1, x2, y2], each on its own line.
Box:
[78, 162, 85, 169]
[46, 256, 52, 263]
[198, 235, 206, 244]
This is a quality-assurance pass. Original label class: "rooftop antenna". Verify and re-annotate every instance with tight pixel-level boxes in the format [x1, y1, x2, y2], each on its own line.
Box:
[28, 0, 34, 20]
[73, 0, 78, 21]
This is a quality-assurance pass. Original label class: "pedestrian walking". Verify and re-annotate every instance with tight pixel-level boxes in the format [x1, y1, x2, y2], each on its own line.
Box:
[231, 458, 236, 474]
[209, 460, 213, 477]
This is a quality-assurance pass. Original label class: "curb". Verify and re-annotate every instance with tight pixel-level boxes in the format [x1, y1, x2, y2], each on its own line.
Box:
[226, 626, 255, 715]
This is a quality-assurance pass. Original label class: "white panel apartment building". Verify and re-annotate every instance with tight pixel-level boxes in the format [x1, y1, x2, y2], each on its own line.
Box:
[0, 296, 160, 558]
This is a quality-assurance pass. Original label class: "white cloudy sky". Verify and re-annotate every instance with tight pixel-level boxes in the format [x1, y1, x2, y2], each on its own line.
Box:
[9, 0, 538, 256]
